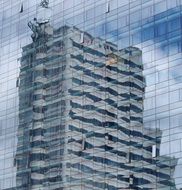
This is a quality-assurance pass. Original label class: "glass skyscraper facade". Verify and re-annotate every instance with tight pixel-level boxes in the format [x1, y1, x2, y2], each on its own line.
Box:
[0, 0, 181, 189]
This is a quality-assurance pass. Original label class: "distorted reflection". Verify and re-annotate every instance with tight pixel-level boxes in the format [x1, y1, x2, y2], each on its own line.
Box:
[0, 0, 181, 189]
[15, 4, 178, 189]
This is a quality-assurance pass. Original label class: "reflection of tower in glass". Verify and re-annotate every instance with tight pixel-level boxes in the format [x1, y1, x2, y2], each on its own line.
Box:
[15, 17, 177, 190]
[37, 0, 51, 24]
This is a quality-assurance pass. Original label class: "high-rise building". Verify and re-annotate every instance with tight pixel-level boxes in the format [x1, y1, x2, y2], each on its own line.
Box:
[15, 19, 177, 189]
[0, 0, 181, 189]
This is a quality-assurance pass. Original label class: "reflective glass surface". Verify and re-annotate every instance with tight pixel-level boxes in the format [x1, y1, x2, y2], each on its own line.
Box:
[0, 0, 182, 189]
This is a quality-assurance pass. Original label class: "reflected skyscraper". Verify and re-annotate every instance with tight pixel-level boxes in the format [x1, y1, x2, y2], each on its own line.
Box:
[0, 0, 182, 189]
[15, 13, 177, 189]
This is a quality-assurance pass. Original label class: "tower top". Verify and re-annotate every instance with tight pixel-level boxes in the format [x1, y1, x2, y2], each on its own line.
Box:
[27, 0, 52, 41]
[40, 0, 49, 8]
[37, 0, 51, 24]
